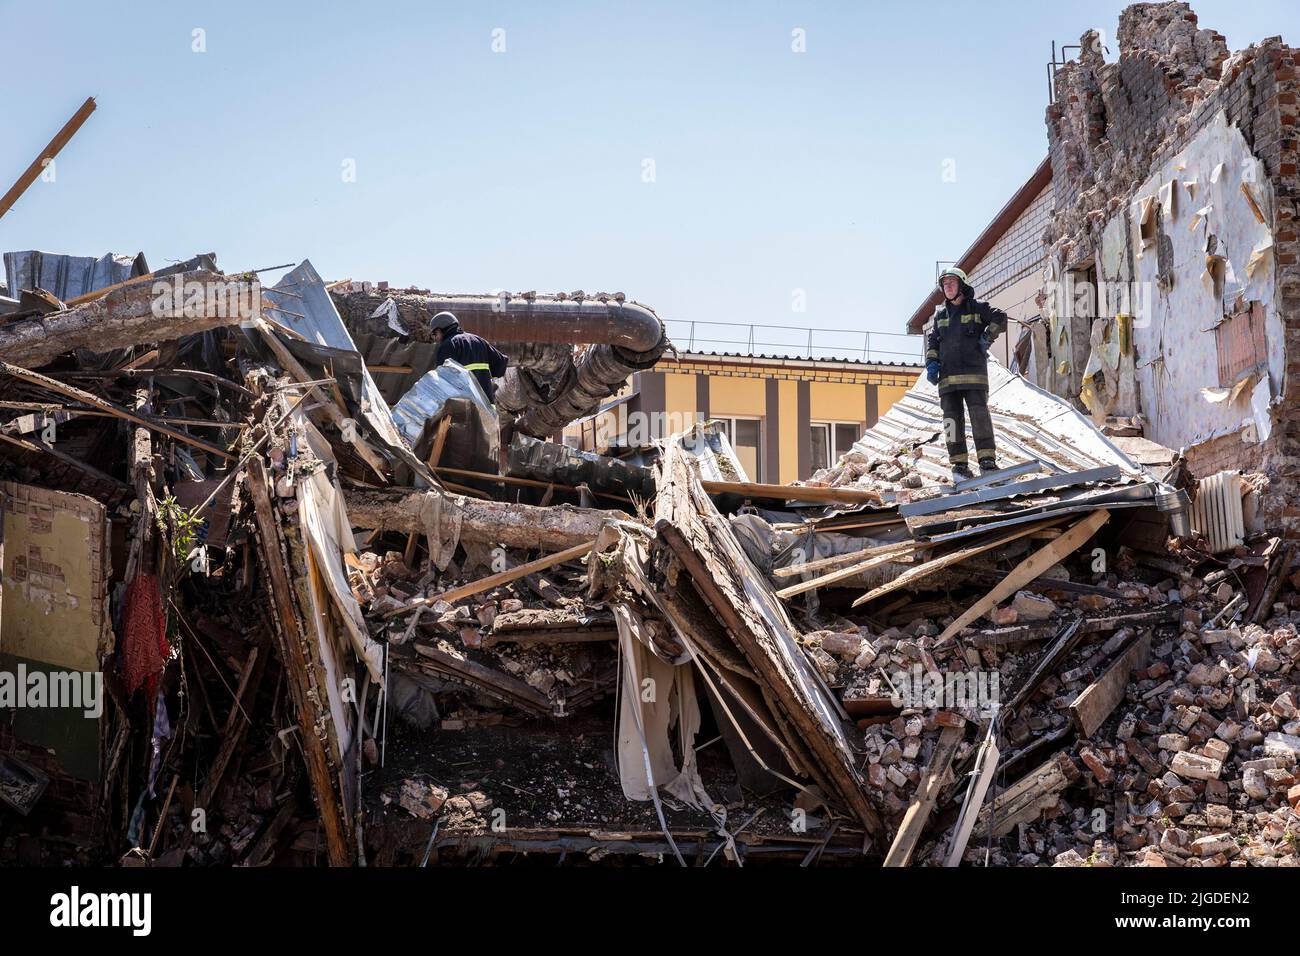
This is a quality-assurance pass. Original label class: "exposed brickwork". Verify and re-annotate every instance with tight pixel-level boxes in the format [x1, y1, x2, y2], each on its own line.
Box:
[1044, 2, 1300, 536]
[0, 720, 102, 862]
[968, 184, 1054, 302]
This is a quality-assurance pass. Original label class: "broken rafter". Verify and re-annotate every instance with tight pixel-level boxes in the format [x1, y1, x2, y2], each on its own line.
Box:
[851, 517, 1061, 608]
[0, 270, 258, 368]
[344, 487, 623, 552]
[248, 457, 354, 866]
[0, 360, 237, 461]
[935, 509, 1111, 643]
[0, 96, 96, 221]
[883, 723, 963, 867]
[383, 540, 596, 619]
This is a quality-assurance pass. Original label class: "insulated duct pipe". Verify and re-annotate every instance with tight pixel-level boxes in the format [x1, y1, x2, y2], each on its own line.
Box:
[333, 291, 664, 353]
[333, 289, 671, 438]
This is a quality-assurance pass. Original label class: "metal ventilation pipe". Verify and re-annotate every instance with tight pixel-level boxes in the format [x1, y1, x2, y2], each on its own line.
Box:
[333, 291, 664, 352]
[332, 290, 670, 437]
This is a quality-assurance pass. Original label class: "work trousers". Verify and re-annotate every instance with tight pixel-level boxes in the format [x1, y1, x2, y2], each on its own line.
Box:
[939, 388, 996, 467]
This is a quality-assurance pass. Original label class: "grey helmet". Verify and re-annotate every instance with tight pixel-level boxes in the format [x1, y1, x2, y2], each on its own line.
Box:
[429, 311, 459, 335]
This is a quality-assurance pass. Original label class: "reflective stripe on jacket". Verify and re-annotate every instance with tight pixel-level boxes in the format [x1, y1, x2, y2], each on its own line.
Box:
[925, 296, 1008, 395]
[435, 330, 509, 402]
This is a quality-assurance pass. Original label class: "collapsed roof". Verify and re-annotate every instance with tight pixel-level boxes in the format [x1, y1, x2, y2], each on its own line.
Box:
[0, 249, 1295, 869]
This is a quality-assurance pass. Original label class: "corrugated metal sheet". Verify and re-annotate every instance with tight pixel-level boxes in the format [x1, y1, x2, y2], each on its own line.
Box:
[350, 332, 442, 403]
[3, 250, 147, 300]
[818, 363, 1173, 538]
[391, 360, 495, 445]
[265, 261, 432, 480]
[849, 363, 1151, 488]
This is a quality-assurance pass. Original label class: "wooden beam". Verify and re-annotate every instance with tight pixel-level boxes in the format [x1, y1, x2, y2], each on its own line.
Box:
[772, 538, 917, 578]
[1069, 631, 1151, 737]
[0, 96, 96, 221]
[851, 517, 1060, 608]
[483, 627, 618, 647]
[0, 270, 256, 369]
[247, 457, 352, 865]
[883, 724, 963, 867]
[64, 271, 156, 307]
[0, 361, 236, 460]
[700, 479, 883, 506]
[407, 647, 553, 715]
[383, 539, 595, 619]
[344, 487, 620, 552]
[777, 541, 929, 599]
[967, 605, 1181, 649]
[935, 510, 1111, 642]
[426, 415, 453, 469]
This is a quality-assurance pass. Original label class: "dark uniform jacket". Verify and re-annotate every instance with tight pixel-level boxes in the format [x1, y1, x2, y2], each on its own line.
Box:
[435, 327, 509, 403]
[925, 293, 1008, 396]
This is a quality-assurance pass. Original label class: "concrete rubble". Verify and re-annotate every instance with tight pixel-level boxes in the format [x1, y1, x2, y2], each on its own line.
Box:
[2, 0, 1297, 865]
[0, 250, 1294, 869]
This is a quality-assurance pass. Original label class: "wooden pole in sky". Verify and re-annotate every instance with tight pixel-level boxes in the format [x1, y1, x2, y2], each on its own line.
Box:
[0, 96, 97, 222]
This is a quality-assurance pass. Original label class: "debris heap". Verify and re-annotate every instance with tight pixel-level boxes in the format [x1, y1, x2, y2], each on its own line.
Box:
[0, 249, 1294, 868]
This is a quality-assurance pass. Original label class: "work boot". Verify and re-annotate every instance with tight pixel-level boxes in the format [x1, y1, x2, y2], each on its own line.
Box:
[978, 458, 998, 474]
[951, 464, 972, 483]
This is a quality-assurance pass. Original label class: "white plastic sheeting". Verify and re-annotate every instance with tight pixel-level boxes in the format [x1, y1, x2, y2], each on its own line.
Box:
[613, 604, 712, 809]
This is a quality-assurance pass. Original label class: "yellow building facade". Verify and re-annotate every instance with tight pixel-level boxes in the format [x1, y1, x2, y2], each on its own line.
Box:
[564, 352, 920, 483]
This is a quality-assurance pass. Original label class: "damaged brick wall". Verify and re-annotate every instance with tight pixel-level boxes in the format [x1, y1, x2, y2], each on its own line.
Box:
[1045, 2, 1300, 535]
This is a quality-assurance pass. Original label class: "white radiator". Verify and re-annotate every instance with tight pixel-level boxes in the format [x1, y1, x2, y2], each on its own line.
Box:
[1190, 470, 1245, 554]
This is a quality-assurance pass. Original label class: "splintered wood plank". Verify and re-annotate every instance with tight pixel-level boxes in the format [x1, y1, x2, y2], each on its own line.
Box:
[772, 538, 913, 577]
[1069, 630, 1151, 737]
[884, 724, 963, 867]
[654, 443, 883, 840]
[935, 510, 1110, 643]
[384, 539, 595, 619]
[776, 541, 928, 599]
[851, 517, 1061, 608]
[248, 457, 353, 866]
[974, 752, 1080, 839]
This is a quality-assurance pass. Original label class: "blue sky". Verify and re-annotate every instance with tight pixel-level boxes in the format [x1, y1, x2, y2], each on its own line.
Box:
[2, 1, 1295, 361]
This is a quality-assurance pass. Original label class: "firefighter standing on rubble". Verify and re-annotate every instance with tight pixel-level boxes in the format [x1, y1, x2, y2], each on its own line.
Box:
[428, 311, 509, 405]
[925, 267, 1007, 481]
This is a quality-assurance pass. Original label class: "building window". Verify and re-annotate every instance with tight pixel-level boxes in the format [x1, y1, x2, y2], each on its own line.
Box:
[810, 421, 860, 473]
[715, 417, 763, 482]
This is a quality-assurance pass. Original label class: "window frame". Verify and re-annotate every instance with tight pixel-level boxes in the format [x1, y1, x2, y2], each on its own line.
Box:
[715, 415, 765, 482]
[810, 419, 862, 470]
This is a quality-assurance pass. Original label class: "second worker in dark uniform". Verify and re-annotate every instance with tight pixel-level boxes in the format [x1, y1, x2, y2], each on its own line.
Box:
[428, 311, 509, 405]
